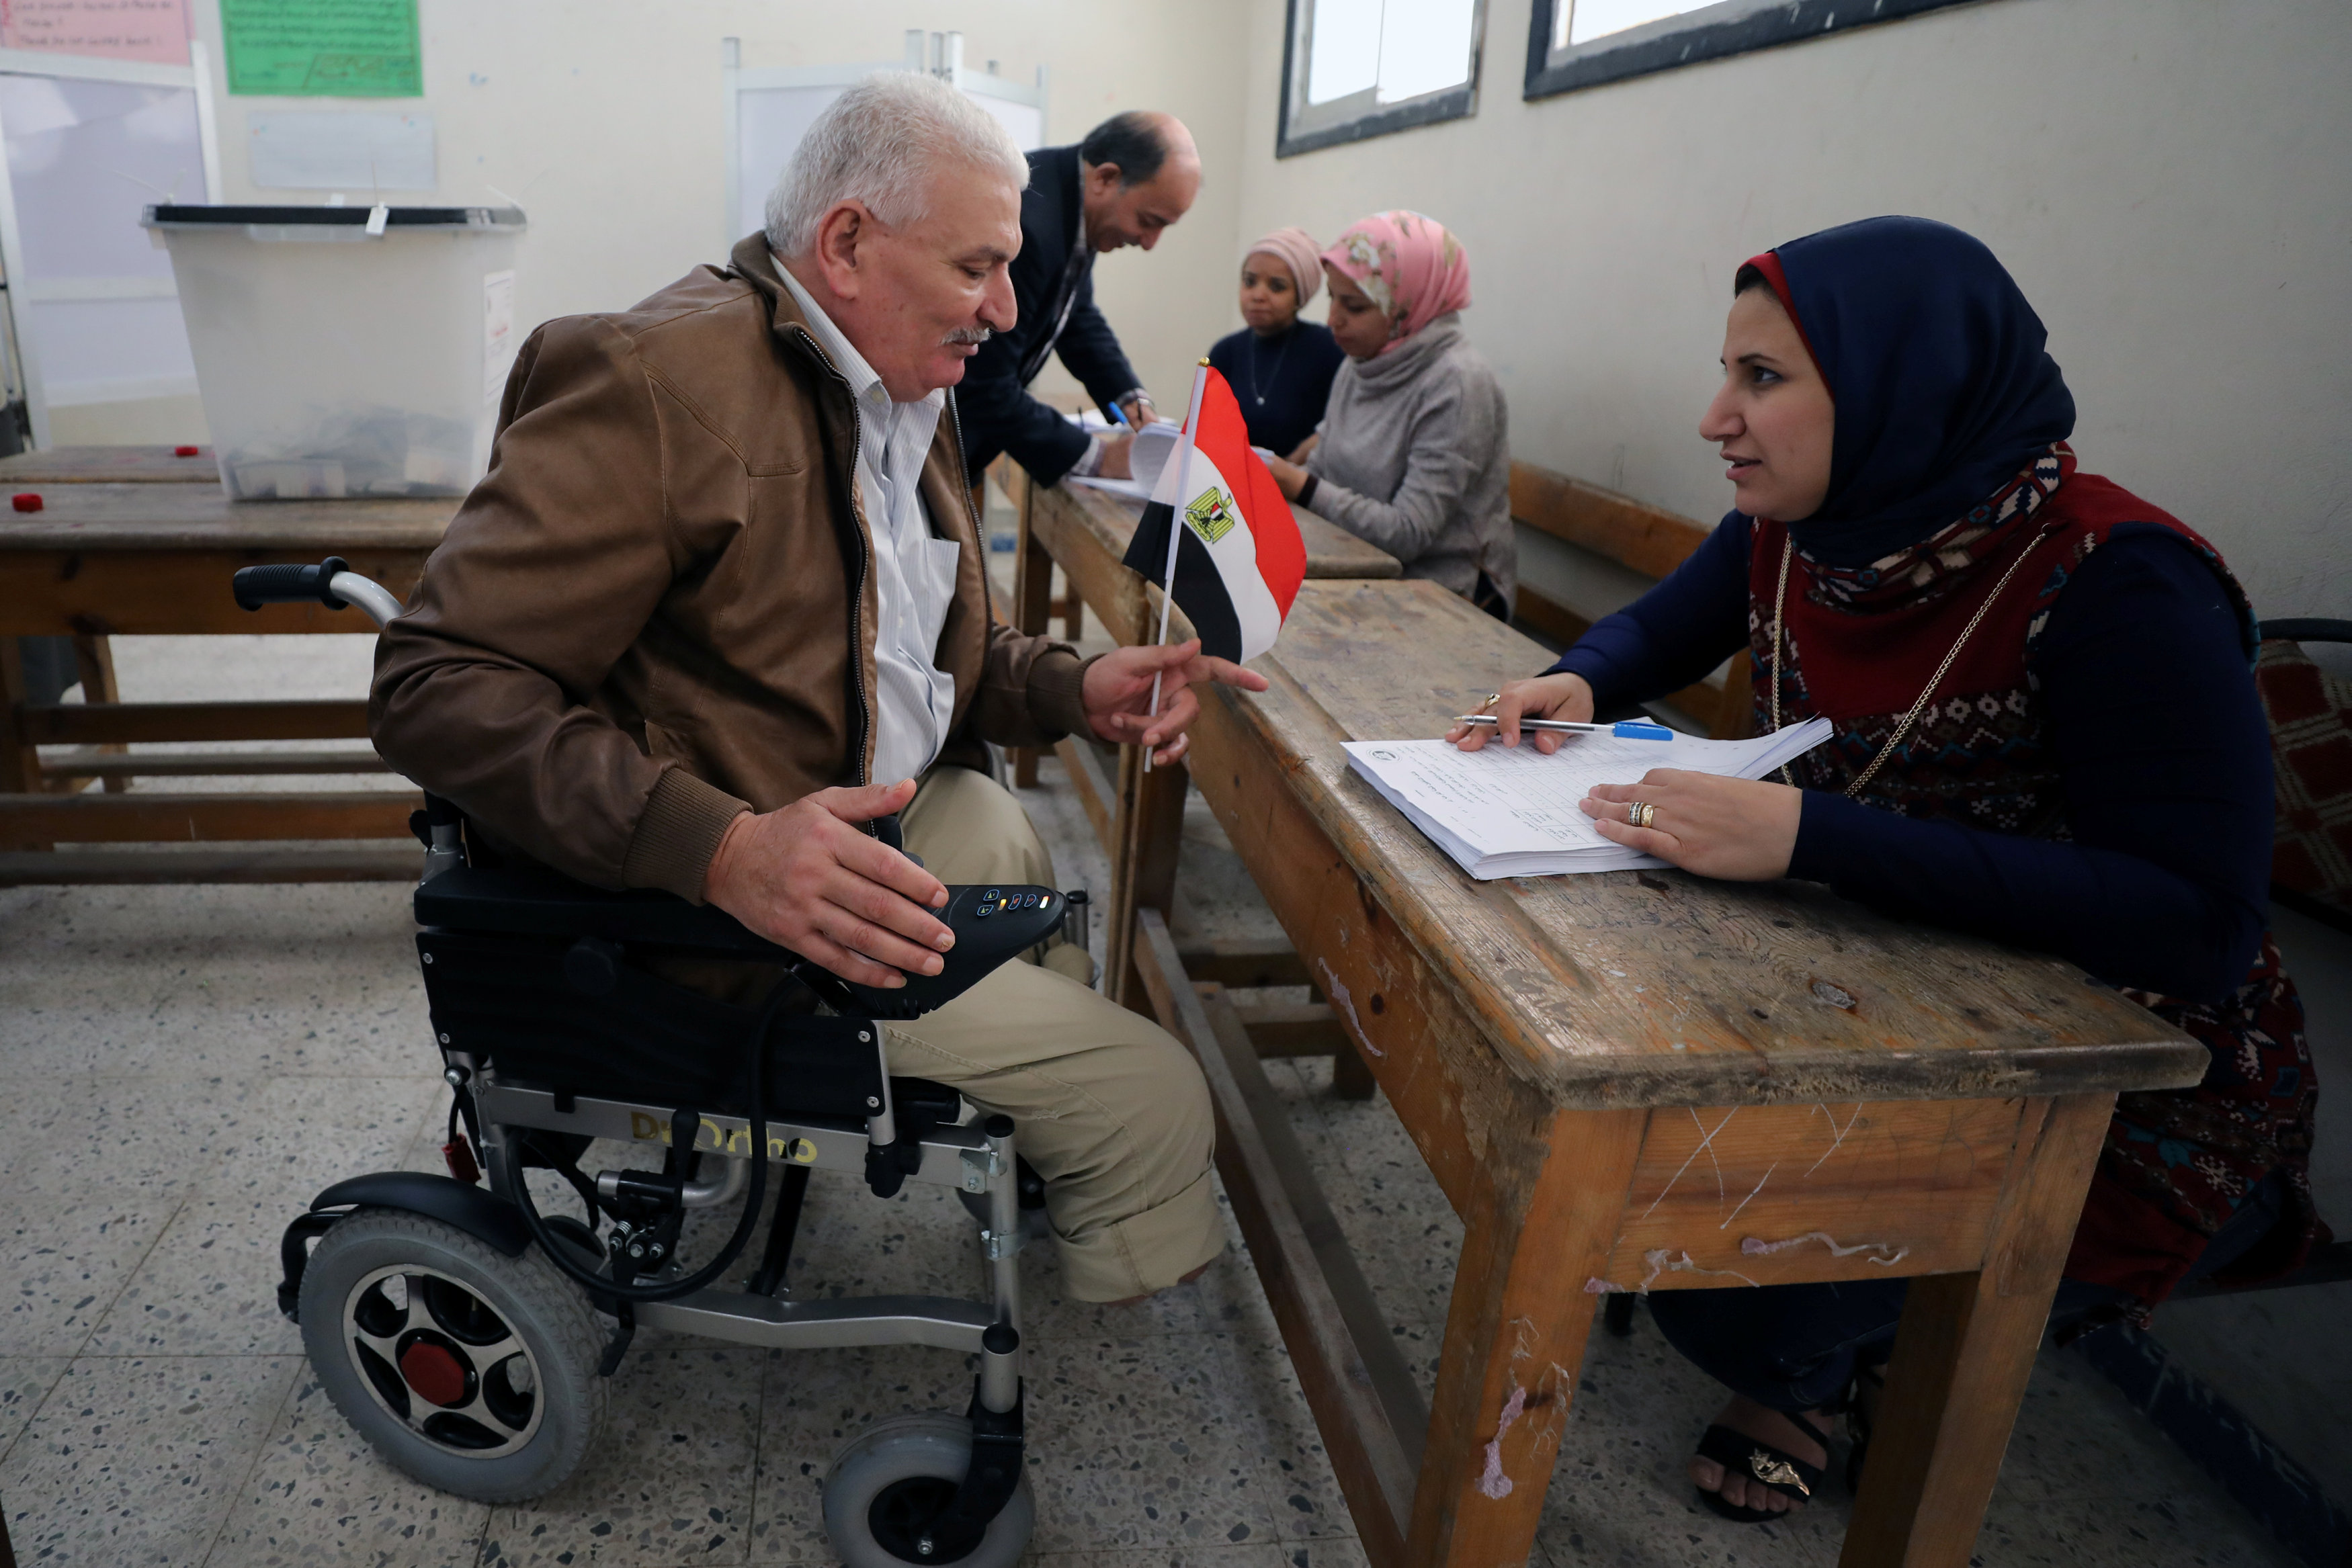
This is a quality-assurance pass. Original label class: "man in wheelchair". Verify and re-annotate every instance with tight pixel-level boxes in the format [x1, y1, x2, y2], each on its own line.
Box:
[369, 71, 1263, 1309]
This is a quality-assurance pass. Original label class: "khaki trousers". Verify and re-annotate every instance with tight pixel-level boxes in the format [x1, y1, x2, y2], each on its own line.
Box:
[891, 764, 1222, 1301]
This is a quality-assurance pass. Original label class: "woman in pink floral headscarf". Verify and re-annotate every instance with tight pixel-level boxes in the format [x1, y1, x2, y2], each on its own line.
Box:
[1264, 211, 1514, 616]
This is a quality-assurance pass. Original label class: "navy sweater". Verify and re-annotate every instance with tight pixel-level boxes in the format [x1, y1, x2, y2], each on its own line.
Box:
[1207, 321, 1345, 459]
[1547, 521, 2273, 1004]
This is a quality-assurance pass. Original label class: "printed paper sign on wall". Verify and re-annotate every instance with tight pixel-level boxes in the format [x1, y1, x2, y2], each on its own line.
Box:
[222, 0, 421, 97]
[0, 0, 193, 64]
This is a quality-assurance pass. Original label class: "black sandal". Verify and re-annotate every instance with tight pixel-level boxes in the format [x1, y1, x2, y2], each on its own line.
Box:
[1692, 1409, 1833, 1522]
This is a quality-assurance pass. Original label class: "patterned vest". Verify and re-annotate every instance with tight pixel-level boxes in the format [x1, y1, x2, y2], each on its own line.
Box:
[1745, 447, 2320, 1306]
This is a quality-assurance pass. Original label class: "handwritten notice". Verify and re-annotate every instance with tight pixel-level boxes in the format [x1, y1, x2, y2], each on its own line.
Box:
[221, 0, 421, 97]
[0, 0, 192, 64]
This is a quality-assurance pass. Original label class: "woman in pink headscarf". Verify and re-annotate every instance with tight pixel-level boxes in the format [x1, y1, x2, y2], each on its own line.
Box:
[1264, 211, 1514, 616]
[1207, 227, 1346, 458]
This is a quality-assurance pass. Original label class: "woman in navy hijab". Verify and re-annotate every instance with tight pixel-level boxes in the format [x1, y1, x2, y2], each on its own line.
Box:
[1451, 218, 2318, 1520]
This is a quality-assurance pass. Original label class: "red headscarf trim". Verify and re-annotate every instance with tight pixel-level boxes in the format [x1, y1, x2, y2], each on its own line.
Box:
[1745, 251, 1832, 395]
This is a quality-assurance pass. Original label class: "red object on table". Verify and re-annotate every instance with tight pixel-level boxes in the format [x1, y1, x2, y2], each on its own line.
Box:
[174, 445, 201, 456]
[11, 492, 41, 512]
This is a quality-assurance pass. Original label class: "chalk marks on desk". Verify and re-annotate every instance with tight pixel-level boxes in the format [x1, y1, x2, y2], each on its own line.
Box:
[1803, 1100, 1865, 1176]
[1720, 1160, 1778, 1229]
[1316, 957, 1383, 1055]
[1633, 1105, 1740, 1223]
[1475, 1317, 1577, 1500]
[1587, 1096, 2028, 1293]
[1742, 1230, 1911, 1268]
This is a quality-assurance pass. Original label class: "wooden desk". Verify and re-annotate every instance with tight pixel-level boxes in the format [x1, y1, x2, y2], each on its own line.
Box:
[1, 445, 220, 789]
[0, 484, 453, 884]
[0, 443, 216, 484]
[1138, 576, 2206, 1568]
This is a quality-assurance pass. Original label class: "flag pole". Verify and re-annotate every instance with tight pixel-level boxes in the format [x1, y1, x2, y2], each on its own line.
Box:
[1142, 361, 1211, 775]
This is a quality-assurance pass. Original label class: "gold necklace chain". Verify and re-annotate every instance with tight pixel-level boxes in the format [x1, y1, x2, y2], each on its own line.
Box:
[1768, 523, 2057, 797]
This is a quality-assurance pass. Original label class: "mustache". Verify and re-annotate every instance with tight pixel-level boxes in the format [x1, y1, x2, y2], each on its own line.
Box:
[941, 324, 994, 346]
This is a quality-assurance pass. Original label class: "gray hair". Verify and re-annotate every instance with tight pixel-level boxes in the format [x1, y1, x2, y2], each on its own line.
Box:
[765, 71, 1029, 257]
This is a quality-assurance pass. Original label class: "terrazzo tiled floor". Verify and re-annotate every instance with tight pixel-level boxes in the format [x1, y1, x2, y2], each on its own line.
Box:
[0, 618, 2314, 1567]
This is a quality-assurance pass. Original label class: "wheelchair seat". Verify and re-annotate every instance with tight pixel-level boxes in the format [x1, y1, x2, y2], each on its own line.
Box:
[415, 863, 796, 960]
[415, 861, 1071, 1021]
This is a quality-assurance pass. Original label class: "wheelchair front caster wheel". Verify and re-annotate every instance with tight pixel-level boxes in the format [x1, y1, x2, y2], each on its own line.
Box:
[823, 1412, 1035, 1568]
[298, 1209, 607, 1502]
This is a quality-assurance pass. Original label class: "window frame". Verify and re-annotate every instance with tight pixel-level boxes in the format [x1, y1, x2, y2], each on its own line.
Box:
[1523, 0, 1981, 102]
[1277, 0, 1486, 159]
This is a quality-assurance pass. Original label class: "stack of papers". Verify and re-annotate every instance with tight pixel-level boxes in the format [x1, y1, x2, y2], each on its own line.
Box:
[1064, 414, 1185, 500]
[1341, 719, 1833, 879]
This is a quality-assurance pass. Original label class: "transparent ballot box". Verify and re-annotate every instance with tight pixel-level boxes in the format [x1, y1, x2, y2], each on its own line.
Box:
[142, 204, 525, 500]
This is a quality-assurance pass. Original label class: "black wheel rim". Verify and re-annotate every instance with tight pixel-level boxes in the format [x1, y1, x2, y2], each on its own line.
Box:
[341, 1264, 544, 1458]
[868, 1475, 963, 1563]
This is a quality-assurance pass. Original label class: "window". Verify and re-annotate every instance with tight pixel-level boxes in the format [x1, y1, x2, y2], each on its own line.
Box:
[722, 32, 1044, 249]
[1279, 0, 1484, 158]
[1524, 0, 1982, 102]
[0, 50, 220, 447]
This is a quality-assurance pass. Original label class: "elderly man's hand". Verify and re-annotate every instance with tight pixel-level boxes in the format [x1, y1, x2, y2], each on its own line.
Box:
[702, 777, 954, 989]
[1082, 638, 1269, 767]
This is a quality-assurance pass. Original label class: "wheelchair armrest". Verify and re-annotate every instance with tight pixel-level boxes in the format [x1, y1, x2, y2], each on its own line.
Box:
[413, 864, 796, 961]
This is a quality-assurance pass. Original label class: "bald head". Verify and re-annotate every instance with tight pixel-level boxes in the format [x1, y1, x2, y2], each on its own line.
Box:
[1078, 110, 1201, 254]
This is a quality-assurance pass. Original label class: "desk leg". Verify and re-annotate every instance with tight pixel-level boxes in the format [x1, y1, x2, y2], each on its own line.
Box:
[0, 640, 40, 795]
[1109, 750, 1187, 1014]
[1408, 1107, 1646, 1568]
[69, 635, 127, 793]
[1009, 478, 1053, 789]
[1839, 1091, 2113, 1568]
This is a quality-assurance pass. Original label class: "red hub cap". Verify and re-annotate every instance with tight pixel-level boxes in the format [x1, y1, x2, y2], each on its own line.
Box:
[398, 1342, 470, 1407]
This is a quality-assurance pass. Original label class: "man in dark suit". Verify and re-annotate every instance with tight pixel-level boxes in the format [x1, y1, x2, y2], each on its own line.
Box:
[958, 110, 1201, 487]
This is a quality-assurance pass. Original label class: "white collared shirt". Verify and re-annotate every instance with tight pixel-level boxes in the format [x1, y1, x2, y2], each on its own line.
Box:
[774, 260, 961, 786]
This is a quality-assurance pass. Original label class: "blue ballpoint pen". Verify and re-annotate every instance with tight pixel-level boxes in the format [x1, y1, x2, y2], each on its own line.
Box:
[1452, 715, 1675, 740]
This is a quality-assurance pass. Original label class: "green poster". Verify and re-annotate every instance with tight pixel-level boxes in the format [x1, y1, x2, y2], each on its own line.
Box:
[222, 0, 423, 97]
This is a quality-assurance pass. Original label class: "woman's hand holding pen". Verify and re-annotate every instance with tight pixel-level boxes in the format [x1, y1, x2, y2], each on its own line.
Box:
[1445, 673, 1595, 752]
[1581, 772, 1802, 881]
[1447, 674, 1801, 878]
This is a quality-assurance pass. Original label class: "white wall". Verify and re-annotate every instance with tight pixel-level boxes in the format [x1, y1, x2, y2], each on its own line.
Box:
[67, 0, 1255, 443]
[1230, 0, 2352, 623]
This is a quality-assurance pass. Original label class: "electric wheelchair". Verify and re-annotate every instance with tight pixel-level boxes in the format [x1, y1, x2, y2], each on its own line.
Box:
[243, 559, 1086, 1568]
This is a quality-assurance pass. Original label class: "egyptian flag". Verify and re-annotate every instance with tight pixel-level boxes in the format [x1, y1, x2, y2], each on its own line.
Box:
[1121, 368, 1306, 662]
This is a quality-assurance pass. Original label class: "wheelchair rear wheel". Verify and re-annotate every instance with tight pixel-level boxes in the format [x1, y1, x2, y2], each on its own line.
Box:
[823, 1412, 1035, 1568]
[298, 1209, 607, 1502]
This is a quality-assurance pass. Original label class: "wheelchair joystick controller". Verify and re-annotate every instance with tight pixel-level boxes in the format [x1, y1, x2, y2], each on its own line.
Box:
[843, 883, 1075, 1020]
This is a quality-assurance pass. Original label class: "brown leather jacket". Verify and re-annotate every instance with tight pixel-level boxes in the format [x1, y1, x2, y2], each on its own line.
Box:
[370, 237, 1090, 902]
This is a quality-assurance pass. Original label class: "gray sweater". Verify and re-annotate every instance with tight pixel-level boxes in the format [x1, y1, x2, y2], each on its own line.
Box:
[1305, 315, 1513, 607]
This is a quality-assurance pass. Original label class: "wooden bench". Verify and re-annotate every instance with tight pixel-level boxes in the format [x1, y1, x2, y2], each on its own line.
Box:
[0, 480, 448, 885]
[1, 445, 222, 794]
[1508, 460, 1752, 738]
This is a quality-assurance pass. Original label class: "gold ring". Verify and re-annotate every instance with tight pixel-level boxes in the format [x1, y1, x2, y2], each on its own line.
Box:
[1484, 692, 1502, 708]
[1628, 801, 1655, 830]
